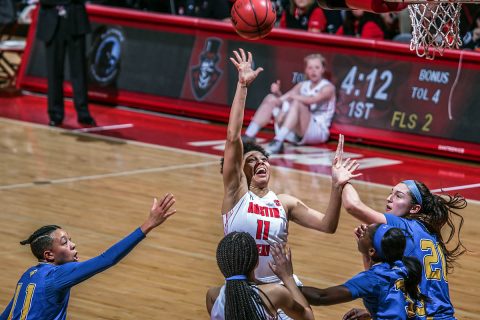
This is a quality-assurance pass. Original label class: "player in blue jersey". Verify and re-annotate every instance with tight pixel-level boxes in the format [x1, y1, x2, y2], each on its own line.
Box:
[300, 223, 425, 320]
[0, 193, 176, 320]
[341, 180, 467, 319]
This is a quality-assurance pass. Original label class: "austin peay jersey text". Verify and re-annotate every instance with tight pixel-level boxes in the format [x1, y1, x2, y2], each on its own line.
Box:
[223, 191, 288, 283]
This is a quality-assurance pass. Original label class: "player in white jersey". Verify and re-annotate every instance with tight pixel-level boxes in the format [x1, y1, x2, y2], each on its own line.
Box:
[219, 49, 360, 318]
[242, 53, 336, 154]
[223, 190, 289, 283]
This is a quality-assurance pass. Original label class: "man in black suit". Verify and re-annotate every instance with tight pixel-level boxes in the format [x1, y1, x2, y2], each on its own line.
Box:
[36, 0, 96, 126]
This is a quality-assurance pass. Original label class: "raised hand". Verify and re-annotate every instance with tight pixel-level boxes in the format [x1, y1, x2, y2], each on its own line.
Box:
[141, 193, 176, 234]
[230, 48, 263, 87]
[332, 134, 362, 187]
[268, 242, 293, 281]
[354, 224, 368, 241]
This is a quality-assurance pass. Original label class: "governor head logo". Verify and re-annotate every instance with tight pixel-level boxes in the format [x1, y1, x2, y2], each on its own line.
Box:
[190, 38, 223, 100]
[88, 26, 124, 86]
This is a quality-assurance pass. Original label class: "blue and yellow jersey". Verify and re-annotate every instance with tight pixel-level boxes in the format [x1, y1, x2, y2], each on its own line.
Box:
[386, 214, 455, 319]
[344, 261, 412, 320]
[1, 228, 145, 320]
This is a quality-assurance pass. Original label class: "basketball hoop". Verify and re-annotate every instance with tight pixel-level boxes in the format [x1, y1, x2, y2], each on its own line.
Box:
[385, 0, 480, 59]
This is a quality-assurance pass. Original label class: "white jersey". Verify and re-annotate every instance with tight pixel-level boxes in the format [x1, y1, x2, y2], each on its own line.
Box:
[299, 79, 336, 127]
[211, 285, 276, 320]
[223, 191, 288, 283]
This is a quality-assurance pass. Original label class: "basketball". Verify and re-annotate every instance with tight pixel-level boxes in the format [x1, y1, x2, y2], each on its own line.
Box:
[231, 0, 276, 40]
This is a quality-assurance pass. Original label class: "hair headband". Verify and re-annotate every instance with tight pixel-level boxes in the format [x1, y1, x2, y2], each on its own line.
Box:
[402, 180, 422, 205]
[225, 275, 247, 281]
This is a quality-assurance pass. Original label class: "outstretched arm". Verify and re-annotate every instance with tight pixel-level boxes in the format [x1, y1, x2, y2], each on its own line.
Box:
[269, 243, 314, 320]
[222, 49, 263, 212]
[51, 194, 176, 290]
[300, 285, 353, 306]
[342, 184, 386, 224]
[285, 135, 362, 233]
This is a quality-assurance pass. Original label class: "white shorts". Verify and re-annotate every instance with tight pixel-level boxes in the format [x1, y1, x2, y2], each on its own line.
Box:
[275, 115, 330, 145]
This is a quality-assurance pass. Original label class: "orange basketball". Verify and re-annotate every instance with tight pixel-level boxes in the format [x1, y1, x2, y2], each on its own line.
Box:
[231, 0, 276, 40]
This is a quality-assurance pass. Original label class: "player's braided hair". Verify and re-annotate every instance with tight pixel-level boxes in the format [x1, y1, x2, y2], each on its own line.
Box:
[216, 232, 269, 320]
[405, 180, 467, 273]
[20, 225, 61, 260]
[220, 142, 269, 174]
[373, 226, 427, 303]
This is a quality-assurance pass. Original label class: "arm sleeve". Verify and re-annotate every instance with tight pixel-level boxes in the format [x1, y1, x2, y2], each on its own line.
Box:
[385, 214, 409, 229]
[0, 300, 13, 320]
[343, 270, 378, 299]
[49, 228, 146, 291]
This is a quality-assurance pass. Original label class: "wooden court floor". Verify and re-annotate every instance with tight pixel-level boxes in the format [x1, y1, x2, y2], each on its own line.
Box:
[0, 118, 479, 319]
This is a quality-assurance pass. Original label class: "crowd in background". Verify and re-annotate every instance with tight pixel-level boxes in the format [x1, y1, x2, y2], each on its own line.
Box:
[2, 0, 480, 50]
[84, 0, 480, 49]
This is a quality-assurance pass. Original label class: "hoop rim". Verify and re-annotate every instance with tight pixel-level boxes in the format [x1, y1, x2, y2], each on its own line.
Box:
[384, 0, 480, 3]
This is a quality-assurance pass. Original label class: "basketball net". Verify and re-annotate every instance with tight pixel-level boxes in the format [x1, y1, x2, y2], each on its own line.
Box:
[408, 2, 462, 59]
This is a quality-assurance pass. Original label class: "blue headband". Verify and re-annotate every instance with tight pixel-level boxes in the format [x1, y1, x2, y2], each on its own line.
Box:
[402, 180, 422, 205]
[373, 224, 395, 259]
[225, 275, 247, 281]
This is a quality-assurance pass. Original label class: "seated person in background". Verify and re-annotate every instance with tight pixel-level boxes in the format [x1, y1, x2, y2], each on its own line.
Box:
[279, 0, 342, 33]
[243, 53, 335, 154]
[206, 232, 314, 320]
[336, 10, 386, 40]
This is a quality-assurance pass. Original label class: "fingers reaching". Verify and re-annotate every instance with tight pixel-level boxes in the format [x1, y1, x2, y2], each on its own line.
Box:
[229, 57, 239, 69]
[354, 224, 367, 240]
[331, 134, 363, 186]
[334, 134, 344, 167]
[254, 67, 264, 77]
[233, 50, 242, 63]
[240, 48, 246, 61]
[269, 242, 293, 279]
[142, 193, 177, 233]
[151, 197, 158, 211]
[230, 48, 263, 86]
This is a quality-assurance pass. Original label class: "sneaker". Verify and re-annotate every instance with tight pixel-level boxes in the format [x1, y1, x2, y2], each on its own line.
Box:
[48, 119, 63, 127]
[78, 116, 97, 126]
[241, 135, 256, 145]
[266, 140, 284, 155]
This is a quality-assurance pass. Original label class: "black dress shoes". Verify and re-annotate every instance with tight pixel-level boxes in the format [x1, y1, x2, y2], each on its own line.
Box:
[78, 116, 97, 126]
[49, 119, 63, 127]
